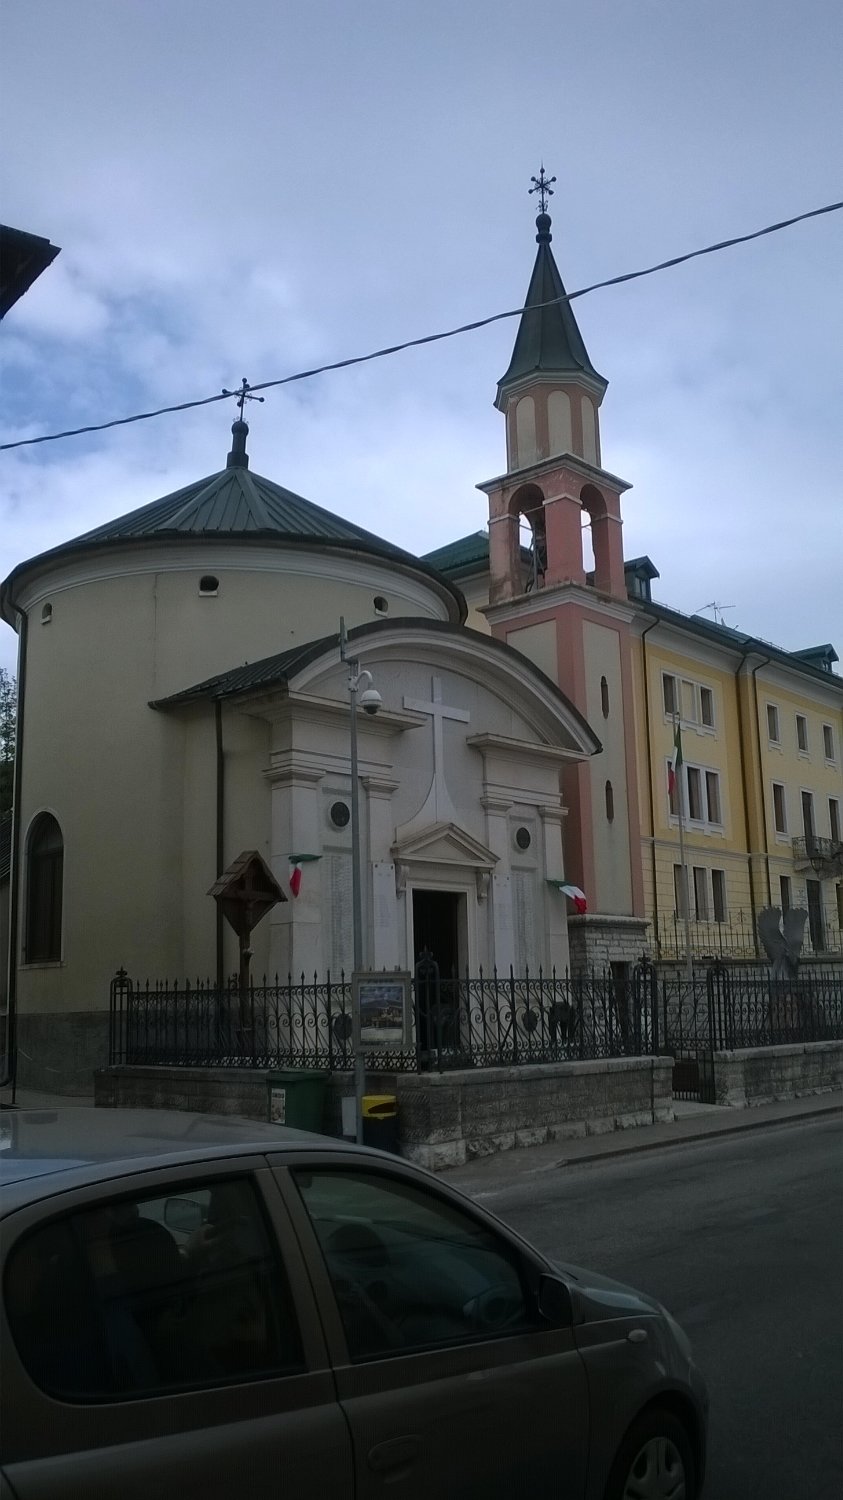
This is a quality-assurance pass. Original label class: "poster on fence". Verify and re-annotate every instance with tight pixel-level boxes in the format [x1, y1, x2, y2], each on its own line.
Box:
[354, 973, 411, 1047]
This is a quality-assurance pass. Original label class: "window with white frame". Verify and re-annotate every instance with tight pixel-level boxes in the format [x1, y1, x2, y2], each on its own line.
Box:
[766, 703, 780, 744]
[662, 672, 715, 730]
[830, 798, 841, 844]
[667, 759, 723, 830]
[796, 714, 808, 754]
[823, 724, 836, 762]
[684, 866, 727, 922]
[772, 782, 787, 835]
[780, 874, 792, 914]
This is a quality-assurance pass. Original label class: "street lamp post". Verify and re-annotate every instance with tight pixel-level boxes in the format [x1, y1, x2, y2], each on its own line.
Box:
[340, 618, 381, 1144]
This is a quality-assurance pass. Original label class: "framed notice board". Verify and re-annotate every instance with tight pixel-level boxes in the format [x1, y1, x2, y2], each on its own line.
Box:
[354, 972, 412, 1047]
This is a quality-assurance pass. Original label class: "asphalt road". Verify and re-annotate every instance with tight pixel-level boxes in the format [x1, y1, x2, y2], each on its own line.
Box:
[464, 1116, 843, 1500]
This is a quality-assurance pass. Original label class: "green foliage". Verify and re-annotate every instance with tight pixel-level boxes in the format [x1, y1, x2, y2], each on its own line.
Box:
[0, 667, 16, 816]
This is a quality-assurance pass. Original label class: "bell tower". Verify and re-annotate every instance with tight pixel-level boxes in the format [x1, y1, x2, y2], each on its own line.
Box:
[479, 171, 647, 970]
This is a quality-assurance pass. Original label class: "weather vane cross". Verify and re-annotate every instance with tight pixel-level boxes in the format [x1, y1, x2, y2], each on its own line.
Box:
[529, 165, 556, 213]
[221, 377, 265, 418]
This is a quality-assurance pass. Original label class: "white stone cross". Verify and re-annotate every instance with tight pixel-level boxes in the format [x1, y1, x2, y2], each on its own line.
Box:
[403, 676, 469, 823]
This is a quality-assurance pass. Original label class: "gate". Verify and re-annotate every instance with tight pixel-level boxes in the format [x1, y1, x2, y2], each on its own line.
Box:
[635, 960, 716, 1104]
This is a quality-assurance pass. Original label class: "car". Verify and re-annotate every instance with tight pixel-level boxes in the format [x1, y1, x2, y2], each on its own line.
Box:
[0, 1107, 707, 1499]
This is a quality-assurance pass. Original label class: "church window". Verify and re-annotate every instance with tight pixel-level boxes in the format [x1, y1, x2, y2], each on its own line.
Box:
[580, 396, 597, 465]
[373, 596, 389, 615]
[24, 813, 63, 963]
[514, 826, 532, 851]
[41, 603, 53, 624]
[605, 781, 614, 822]
[330, 801, 351, 829]
[199, 575, 219, 595]
[600, 676, 609, 718]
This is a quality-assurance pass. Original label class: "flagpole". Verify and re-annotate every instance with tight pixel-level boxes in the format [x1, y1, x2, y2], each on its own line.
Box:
[674, 712, 694, 981]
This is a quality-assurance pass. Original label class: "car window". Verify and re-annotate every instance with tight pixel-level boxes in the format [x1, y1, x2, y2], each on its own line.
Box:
[4, 1175, 303, 1401]
[293, 1168, 540, 1361]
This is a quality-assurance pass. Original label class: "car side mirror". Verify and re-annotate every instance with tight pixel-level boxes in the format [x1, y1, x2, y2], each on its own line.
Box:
[164, 1197, 204, 1234]
[538, 1273, 573, 1327]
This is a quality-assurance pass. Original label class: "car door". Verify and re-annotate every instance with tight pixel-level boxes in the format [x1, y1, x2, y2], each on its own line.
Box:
[272, 1150, 590, 1500]
[1, 1158, 352, 1500]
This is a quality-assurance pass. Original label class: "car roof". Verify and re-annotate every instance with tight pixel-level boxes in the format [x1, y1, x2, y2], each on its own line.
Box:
[0, 1106, 361, 1216]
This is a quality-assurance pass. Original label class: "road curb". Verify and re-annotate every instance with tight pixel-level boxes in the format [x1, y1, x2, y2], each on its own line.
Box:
[543, 1099, 843, 1172]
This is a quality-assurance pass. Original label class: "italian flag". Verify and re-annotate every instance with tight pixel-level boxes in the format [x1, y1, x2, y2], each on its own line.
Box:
[668, 721, 683, 800]
[289, 860, 303, 898]
[560, 884, 587, 914]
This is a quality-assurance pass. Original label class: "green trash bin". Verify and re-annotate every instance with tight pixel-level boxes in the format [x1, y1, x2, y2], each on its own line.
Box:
[266, 1071, 327, 1133]
[362, 1093, 399, 1154]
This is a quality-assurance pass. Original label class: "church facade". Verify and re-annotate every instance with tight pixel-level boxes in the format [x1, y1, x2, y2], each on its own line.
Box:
[1, 274, 608, 1085]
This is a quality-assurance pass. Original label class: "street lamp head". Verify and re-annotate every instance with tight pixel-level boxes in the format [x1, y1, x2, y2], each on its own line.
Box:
[359, 686, 383, 716]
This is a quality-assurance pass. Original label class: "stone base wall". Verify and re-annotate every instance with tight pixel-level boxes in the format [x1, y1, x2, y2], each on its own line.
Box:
[713, 1041, 843, 1108]
[14, 1011, 109, 1094]
[95, 1056, 674, 1170]
[566, 914, 650, 973]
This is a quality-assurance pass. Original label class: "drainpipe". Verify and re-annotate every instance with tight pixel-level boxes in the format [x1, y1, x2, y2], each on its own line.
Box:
[215, 700, 225, 989]
[749, 650, 773, 910]
[2, 610, 28, 1094]
[734, 650, 761, 955]
[640, 617, 661, 956]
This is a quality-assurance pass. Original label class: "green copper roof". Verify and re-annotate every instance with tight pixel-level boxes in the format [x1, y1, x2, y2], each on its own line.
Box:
[2, 421, 470, 625]
[70, 422, 413, 560]
[497, 212, 606, 401]
[423, 532, 492, 574]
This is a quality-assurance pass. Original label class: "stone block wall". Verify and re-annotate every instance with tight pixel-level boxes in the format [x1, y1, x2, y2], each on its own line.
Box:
[395, 1056, 673, 1169]
[96, 1056, 673, 1170]
[712, 1041, 843, 1108]
[566, 913, 650, 973]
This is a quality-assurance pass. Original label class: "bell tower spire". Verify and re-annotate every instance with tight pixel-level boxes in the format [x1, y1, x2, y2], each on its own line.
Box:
[477, 173, 647, 970]
[496, 172, 607, 474]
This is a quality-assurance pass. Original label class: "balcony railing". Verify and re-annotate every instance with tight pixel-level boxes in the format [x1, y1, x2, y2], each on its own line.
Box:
[792, 835, 843, 878]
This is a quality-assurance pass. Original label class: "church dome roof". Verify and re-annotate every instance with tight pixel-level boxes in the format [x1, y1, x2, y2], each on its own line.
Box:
[1, 420, 464, 624]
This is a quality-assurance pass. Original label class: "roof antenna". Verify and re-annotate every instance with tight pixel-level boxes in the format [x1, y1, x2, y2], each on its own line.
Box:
[221, 377, 264, 469]
[696, 601, 736, 627]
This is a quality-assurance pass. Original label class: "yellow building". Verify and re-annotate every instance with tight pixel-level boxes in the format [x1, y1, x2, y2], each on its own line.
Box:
[424, 541, 843, 962]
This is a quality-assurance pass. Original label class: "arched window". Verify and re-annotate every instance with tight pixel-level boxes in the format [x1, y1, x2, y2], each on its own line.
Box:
[25, 813, 63, 962]
[600, 675, 610, 718]
[605, 781, 615, 823]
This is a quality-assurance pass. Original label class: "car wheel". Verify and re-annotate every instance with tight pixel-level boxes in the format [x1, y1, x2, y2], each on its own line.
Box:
[604, 1408, 696, 1500]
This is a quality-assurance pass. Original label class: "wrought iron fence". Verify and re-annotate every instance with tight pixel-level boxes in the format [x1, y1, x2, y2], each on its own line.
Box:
[109, 965, 653, 1073]
[108, 960, 843, 1075]
[654, 909, 843, 961]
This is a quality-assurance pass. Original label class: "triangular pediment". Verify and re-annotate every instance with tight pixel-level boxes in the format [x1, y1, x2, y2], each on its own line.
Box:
[391, 821, 498, 869]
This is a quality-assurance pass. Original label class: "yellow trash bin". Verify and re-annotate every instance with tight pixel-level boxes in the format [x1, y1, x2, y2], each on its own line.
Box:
[362, 1093, 399, 1154]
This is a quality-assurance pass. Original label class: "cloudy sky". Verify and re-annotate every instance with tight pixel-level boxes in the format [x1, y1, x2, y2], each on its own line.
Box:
[1, 0, 841, 677]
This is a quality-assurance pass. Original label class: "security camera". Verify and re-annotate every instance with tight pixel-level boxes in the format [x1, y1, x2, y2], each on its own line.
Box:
[359, 686, 382, 716]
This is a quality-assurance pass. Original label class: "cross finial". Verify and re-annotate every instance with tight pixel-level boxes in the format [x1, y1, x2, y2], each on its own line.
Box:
[222, 377, 265, 417]
[529, 165, 556, 214]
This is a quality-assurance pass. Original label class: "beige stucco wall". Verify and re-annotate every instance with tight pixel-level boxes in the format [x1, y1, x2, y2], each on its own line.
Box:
[11, 542, 455, 1017]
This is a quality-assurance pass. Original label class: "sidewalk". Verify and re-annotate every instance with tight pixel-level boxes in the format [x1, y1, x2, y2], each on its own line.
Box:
[442, 1090, 843, 1196]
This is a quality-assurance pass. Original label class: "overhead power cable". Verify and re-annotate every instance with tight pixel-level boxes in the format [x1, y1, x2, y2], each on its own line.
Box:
[1, 198, 840, 454]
